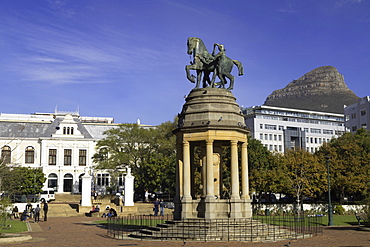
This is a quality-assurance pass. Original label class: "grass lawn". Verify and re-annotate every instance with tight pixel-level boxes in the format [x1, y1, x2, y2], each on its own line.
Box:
[254, 214, 360, 227]
[0, 219, 28, 233]
[320, 215, 359, 226]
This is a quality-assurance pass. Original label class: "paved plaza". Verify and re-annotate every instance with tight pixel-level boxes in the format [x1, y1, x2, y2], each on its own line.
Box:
[3, 216, 370, 247]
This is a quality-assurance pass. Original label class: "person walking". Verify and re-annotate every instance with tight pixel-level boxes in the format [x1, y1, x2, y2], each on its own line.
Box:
[34, 204, 41, 222]
[43, 200, 49, 221]
[159, 199, 165, 216]
[153, 198, 160, 216]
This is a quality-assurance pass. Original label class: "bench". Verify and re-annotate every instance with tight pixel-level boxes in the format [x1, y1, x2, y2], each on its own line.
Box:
[355, 213, 368, 225]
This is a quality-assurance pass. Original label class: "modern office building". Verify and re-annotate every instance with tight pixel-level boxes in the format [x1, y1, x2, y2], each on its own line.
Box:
[0, 110, 129, 194]
[344, 96, 370, 133]
[244, 105, 346, 153]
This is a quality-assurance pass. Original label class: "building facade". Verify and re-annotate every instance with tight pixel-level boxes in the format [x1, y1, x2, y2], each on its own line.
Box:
[244, 105, 345, 153]
[0, 111, 122, 194]
[344, 96, 370, 133]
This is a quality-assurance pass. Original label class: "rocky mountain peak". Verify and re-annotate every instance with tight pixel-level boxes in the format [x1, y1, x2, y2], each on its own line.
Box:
[263, 66, 359, 113]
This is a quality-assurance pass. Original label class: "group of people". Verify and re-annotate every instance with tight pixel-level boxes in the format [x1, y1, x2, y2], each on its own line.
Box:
[13, 199, 48, 222]
[152, 198, 165, 216]
[101, 207, 117, 218]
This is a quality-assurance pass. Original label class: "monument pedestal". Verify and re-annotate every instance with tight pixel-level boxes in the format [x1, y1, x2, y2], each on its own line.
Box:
[174, 88, 251, 220]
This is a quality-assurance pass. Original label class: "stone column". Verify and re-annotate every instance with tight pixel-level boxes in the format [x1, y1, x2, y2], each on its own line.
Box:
[241, 142, 249, 199]
[182, 141, 191, 200]
[174, 142, 183, 220]
[205, 139, 214, 199]
[230, 140, 240, 199]
[205, 139, 216, 219]
[230, 140, 242, 219]
[81, 173, 92, 207]
[182, 140, 193, 219]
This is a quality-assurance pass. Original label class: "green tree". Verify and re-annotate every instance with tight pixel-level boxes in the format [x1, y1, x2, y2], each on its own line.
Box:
[280, 149, 326, 204]
[248, 137, 282, 196]
[317, 129, 370, 202]
[93, 120, 177, 197]
[2, 167, 45, 195]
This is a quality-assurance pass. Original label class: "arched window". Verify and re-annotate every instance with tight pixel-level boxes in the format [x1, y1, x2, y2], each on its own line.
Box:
[63, 127, 66, 134]
[1, 146, 11, 164]
[71, 127, 74, 135]
[25, 146, 35, 164]
[48, 173, 58, 189]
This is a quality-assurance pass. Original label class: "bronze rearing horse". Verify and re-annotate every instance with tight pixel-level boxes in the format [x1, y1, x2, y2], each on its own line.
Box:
[185, 37, 243, 90]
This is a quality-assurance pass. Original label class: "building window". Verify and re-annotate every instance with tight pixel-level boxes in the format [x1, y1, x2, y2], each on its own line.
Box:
[278, 125, 284, 131]
[274, 135, 277, 141]
[352, 126, 357, 131]
[260, 133, 263, 140]
[64, 149, 72, 166]
[274, 145, 277, 151]
[260, 124, 263, 129]
[48, 173, 58, 189]
[97, 173, 110, 186]
[49, 149, 57, 165]
[269, 145, 273, 151]
[25, 146, 35, 164]
[351, 113, 356, 119]
[323, 129, 334, 135]
[361, 110, 366, 116]
[310, 128, 321, 134]
[1, 146, 11, 164]
[264, 134, 268, 140]
[304, 128, 309, 132]
[279, 145, 282, 152]
[265, 124, 277, 130]
[79, 149, 87, 166]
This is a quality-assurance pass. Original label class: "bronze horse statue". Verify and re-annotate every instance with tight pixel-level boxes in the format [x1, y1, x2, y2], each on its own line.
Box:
[185, 37, 244, 90]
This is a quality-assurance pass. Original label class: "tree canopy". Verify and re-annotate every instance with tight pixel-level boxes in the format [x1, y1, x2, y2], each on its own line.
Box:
[93, 120, 177, 196]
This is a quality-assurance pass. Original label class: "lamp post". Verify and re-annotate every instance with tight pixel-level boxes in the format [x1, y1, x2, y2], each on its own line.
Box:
[325, 155, 334, 226]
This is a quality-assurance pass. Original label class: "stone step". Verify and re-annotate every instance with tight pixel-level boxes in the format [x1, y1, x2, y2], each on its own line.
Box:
[47, 203, 80, 217]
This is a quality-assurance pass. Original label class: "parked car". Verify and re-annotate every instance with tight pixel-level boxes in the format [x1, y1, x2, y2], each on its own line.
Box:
[279, 196, 295, 203]
[163, 202, 175, 209]
[40, 188, 55, 202]
[259, 193, 277, 203]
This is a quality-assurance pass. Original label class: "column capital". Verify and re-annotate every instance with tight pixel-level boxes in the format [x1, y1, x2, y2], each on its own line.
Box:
[205, 139, 214, 144]
[230, 140, 238, 145]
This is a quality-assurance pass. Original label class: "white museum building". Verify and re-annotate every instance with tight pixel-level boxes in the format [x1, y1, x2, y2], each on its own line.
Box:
[244, 105, 346, 153]
[0, 110, 124, 194]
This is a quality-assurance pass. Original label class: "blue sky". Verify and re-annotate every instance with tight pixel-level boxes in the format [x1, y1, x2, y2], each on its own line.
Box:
[1, 0, 369, 125]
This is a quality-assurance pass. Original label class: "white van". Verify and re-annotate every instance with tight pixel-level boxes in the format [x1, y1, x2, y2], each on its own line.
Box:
[40, 188, 55, 202]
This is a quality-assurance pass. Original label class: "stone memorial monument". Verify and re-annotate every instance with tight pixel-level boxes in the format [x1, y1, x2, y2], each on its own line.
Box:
[174, 37, 251, 220]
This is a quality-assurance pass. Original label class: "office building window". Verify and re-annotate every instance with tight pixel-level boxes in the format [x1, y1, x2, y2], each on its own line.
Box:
[49, 149, 57, 165]
[64, 149, 72, 166]
[79, 149, 87, 166]
[1, 146, 11, 164]
[25, 146, 35, 164]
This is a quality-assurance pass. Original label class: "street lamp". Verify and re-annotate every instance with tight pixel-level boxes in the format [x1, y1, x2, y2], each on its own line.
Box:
[325, 155, 334, 226]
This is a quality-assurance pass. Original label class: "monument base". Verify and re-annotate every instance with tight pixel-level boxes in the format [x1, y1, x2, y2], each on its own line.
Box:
[178, 198, 252, 220]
